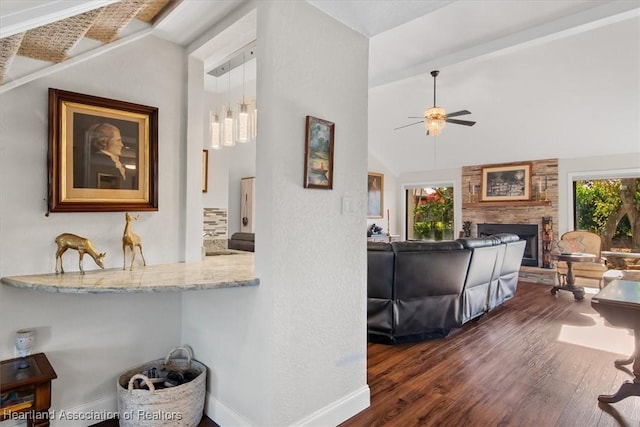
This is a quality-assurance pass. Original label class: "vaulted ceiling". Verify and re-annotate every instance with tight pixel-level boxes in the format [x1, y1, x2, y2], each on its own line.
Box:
[3, 1, 636, 90]
[0, 0, 179, 84]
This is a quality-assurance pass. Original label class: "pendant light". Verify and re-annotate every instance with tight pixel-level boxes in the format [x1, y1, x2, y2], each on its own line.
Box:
[210, 76, 221, 149]
[237, 52, 249, 143]
[211, 111, 221, 149]
[250, 103, 257, 142]
[223, 62, 235, 147]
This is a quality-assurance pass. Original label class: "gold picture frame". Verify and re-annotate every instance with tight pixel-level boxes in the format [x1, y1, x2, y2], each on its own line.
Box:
[481, 162, 532, 201]
[48, 88, 158, 212]
[367, 172, 384, 218]
[303, 116, 335, 189]
[202, 149, 208, 193]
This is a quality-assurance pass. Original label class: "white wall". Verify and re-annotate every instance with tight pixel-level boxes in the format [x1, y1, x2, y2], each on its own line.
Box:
[259, 3, 369, 424]
[182, 1, 370, 426]
[0, 35, 186, 425]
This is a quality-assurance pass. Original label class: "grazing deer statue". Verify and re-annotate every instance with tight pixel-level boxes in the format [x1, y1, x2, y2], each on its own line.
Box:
[123, 212, 146, 270]
[55, 233, 106, 274]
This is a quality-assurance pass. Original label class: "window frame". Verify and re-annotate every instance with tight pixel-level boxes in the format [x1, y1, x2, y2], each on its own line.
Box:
[403, 181, 457, 241]
[567, 168, 639, 231]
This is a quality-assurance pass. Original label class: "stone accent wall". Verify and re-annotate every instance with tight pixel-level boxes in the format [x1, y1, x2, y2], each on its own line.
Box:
[203, 208, 228, 252]
[462, 158, 559, 268]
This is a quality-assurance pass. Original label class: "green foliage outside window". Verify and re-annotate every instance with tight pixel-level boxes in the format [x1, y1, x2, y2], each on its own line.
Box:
[575, 178, 640, 250]
[413, 187, 454, 241]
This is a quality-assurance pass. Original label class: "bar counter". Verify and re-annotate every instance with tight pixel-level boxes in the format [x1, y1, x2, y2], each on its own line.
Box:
[0, 253, 258, 294]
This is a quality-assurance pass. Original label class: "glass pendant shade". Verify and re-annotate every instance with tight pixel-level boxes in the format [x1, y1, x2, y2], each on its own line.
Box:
[250, 107, 257, 141]
[210, 112, 221, 149]
[237, 103, 249, 143]
[425, 107, 446, 136]
[224, 109, 235, 147]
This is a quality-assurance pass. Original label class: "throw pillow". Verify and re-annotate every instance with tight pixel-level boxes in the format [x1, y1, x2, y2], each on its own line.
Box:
[555, 237, 585, 254]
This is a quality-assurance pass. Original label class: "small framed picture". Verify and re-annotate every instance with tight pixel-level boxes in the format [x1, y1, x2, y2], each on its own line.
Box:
[304, 115, 334, 189]
[202, 149, 208, 193]
[367, 172, 384, 218]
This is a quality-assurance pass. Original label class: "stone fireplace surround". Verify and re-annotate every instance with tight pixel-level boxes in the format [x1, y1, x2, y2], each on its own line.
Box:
[462, 158, 559, 269]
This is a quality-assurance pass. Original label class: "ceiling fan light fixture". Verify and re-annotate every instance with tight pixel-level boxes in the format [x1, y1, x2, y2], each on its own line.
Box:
[425, 106, 446, 136]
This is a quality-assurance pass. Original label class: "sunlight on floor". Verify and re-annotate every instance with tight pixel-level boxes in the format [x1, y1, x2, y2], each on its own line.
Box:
[558, 312, 634, 355]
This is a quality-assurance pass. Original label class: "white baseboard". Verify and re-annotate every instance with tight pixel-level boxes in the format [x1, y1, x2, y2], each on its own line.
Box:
[205, 393, 253, 426]
[292, 385, 370, 427]
[2, 385, 370, 427]
[50, 395, 117, 427]
[0, 396, 116, 427]
[205, 386, 370, 427]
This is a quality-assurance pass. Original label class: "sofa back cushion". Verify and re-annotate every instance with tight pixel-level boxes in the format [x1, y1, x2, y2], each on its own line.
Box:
[367, 242, 395, 299]
[391, 242, 470, 298]
[492, 233, 521, 244]
[456, 236, 500, 249]
[392, 240, 464, 252]
[498, 239, 526, 302]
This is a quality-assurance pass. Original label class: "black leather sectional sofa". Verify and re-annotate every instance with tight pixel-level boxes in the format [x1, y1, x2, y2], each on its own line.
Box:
[367, 233, 526, 344]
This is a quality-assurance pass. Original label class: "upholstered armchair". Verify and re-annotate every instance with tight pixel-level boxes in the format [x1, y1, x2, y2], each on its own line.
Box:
[555, 230, 608, 288]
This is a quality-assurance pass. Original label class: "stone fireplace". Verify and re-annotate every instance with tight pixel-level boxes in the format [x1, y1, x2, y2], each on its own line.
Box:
[478, 223, 538, 266]
[462, 158, 559, 269]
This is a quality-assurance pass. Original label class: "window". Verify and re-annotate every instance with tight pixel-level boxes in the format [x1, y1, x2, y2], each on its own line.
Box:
[405, 186, 454, 241]
[573, 176, 639, 267]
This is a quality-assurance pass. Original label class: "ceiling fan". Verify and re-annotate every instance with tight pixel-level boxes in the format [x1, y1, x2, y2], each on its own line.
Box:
[394, 70, 476, 136]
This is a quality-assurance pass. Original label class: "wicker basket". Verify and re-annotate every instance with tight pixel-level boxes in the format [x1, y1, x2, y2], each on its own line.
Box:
[117, 347, 206, 427]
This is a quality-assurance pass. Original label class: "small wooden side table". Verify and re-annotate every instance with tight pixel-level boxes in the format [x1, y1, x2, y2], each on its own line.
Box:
[1, 353, 57, 427]
[550, 252, 597, 300]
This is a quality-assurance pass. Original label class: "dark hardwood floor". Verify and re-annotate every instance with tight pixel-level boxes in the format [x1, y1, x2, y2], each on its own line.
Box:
[340, 282, 639, 427]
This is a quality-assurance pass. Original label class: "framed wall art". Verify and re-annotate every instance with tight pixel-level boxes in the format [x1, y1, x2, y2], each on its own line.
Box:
[202, 149, 208, 193]
[367, 172, 384, 218]
[481, 162, 532, 201]
[303, 115, 334, 189]
[48, 88, 158, 212]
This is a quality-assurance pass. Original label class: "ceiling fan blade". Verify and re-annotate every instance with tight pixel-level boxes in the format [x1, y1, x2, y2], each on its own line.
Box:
[446, 118, 476, 126]
[393, 120, 424, 130]
[446, 110, 471, 118]
[408, 116, 424, 119]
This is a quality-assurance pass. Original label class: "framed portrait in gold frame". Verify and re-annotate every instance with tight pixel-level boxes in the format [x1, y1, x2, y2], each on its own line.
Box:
[367, 172, 384, 218]
[48, 88, 158, 212]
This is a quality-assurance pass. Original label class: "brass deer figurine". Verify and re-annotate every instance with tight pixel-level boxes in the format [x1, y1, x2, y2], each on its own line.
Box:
[55, 233, 106, 274]
[123, 212, 146, 270]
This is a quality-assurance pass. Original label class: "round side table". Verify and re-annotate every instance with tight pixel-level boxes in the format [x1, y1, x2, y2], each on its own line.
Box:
[550, 252, 597, 300]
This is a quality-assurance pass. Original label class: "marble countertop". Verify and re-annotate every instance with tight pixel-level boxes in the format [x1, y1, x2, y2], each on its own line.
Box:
[0, 253, 258, 294]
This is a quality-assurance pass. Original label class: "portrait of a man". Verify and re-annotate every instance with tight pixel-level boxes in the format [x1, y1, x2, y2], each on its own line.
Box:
[72, 114, 140, 190]
[48, 88, 158, 212]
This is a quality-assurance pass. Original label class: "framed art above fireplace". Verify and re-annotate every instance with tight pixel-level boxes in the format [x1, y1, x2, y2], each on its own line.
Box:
[481, 163, 531, 202]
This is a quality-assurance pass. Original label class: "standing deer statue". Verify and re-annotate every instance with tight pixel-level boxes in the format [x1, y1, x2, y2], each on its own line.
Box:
[123, 212, 146, 270]
[55, 233, 106, 274]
